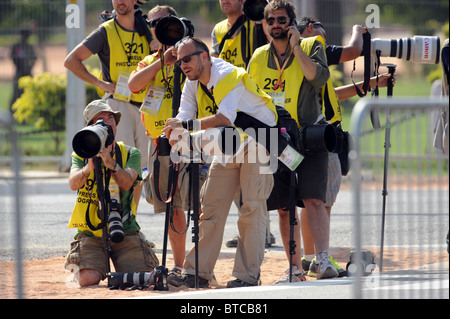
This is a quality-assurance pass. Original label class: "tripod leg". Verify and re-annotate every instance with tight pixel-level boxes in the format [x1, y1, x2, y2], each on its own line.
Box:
[154, 162, 176, 291]
[379, 64, 396, 273]
[288, 170, 297, 282]
[190, 163, 200, 289]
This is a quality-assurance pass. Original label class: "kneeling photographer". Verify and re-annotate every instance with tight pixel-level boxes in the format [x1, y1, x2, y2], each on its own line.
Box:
[65, 100, 158, 287]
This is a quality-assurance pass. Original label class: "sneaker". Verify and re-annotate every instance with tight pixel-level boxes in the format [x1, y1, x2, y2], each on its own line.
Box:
[301, 257, 312, 271]
[225, 236, 239, 248]
[316, 257, 339, 280]
[329, 256, 347, 277]
[226, 278, 260, 288]
[226, 233, 276, 248]
[307, 258, 317, 277]
[275, 266, 307, 284]
[168, 274, 209, 288]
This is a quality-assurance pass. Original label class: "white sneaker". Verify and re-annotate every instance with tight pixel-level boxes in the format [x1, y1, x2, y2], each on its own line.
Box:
[275, 265, 306, 284]
[317, 257, 339, 279]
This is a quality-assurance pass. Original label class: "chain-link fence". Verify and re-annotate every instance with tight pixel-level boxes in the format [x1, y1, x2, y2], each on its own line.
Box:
[349, 97, 449, 298]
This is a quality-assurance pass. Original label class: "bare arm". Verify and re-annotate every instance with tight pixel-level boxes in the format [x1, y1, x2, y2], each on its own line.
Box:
[68, 144, 138, 191]
[162, 113, 232, 144]
[64, 43, 116, 95]
[335, 73, 394, 100]
[128, 47, 177, 93]
[289, 26, 317, 80]
[339, 25, 368, 63]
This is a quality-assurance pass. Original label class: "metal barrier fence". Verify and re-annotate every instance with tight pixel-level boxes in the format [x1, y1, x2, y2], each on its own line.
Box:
[349, 97, 449, 299]
[0, 110, 23, 299]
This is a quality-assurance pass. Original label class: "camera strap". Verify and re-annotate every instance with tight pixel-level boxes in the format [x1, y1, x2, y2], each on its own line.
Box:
[219, 14, 246, 54]
[200, 83, 218, 114]
[351, 31, 372, 97]
[152, 138, 181, 204]
[85, 143, 130, 231]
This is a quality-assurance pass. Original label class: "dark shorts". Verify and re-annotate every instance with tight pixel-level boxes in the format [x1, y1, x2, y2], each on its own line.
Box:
[267, 152, 328, 210]
[296, 152, 328, 207]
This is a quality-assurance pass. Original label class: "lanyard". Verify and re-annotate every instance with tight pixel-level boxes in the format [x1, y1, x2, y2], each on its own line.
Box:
[272, 48, 292, 91]
[113, 18, 136, 68]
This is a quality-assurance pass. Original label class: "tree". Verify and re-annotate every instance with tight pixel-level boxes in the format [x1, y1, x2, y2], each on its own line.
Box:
[12, 71, 100, 154]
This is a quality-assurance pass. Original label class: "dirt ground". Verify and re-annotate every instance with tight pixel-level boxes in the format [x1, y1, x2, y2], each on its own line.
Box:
[0, 246, 446, 299]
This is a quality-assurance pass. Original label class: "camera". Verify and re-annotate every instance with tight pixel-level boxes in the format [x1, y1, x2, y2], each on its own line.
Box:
[108, 266, 169, 290]
[346, 250, 377, 277]
[135, 0, 148, 9]
[108, 199, 124, 243]
[243, 0, 267, 21]
[297, 124, 337, 155]
[170, 126, 241, 163]
[154, 16, 194, 46]
[72, 119, 114, 159]
[371, 35, 440, 64]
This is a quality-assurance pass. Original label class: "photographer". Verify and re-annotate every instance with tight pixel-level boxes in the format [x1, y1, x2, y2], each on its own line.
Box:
[128, 5, 192, 281]
[64, 0, 153, 210]
[247, 0, 336, 280]
[65, 100, 158, 287]
[163, 37, 276, 288]
[298, 17, 393, 278]
[211, 0, 269, 69]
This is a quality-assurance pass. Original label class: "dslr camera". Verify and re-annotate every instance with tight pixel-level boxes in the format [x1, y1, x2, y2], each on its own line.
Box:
[72, 119, 114, 159]
[153, 15, 194, 46]
[167, 126, 241, 163]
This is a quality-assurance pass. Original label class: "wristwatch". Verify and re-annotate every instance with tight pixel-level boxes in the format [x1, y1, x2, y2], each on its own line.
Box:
[112, 163, 120, 173]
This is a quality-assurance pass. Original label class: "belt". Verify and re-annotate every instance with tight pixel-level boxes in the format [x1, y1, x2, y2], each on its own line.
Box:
[130, 100, 142, 107]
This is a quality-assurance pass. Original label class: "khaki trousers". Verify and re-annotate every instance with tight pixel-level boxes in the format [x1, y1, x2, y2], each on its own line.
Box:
[184, 141, 273, 285]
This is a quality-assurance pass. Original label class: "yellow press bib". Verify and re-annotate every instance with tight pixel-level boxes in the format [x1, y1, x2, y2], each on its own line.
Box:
[139, 54, 185, 138]
[196, 66, 277, 120]
[214, 18, 255, 69]
[97, 19, 150, 102]
[68, 142, 136, 237]
[321, 73, 342, 124]
[248, 36, 336, 127]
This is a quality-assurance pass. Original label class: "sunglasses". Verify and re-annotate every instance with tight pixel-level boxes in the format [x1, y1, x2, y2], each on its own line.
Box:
[312, 22, 324, 29]
[266, 16, 288, 26]
[175, 51, 203, 66]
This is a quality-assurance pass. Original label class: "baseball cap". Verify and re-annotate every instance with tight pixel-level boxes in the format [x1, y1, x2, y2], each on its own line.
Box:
[84, 99, 121, 126]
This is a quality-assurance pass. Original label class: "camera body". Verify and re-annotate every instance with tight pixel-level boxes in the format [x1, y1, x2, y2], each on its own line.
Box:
[346, 250, 377, 277]
[108, 199, 124, 243]
[169, 126, 241, 163]
[154, 16, 194, 46]
[72, 119, 114, 159]
[243, 0, 267, 21]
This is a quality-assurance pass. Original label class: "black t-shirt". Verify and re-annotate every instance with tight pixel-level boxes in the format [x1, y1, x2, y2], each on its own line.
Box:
[325, 44, 343, 66]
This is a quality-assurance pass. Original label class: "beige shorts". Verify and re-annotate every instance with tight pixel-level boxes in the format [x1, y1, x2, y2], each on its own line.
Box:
[64, 232, 158, 279]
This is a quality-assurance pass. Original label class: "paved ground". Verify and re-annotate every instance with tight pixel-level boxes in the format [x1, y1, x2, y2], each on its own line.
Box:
[0, 170, 448, 299]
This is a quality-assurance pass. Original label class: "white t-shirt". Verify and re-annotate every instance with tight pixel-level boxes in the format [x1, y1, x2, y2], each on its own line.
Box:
[177, 58, 276, 127]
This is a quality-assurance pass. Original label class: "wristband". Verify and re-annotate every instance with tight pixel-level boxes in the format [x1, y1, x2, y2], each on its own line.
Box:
[182, 119, 194, 131]
[111, 163, 120, 173]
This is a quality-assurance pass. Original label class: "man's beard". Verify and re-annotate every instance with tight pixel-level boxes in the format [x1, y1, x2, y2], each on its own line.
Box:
[270, 28, 288, 39]
[116, 4, 132, 16]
